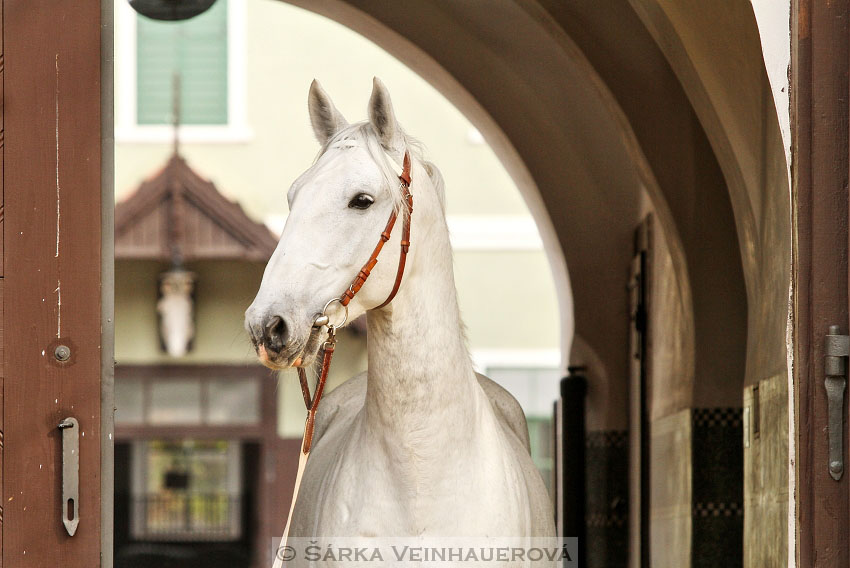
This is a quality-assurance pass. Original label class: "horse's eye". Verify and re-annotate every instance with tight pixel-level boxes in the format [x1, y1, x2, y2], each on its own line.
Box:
[348, 194, 374, 210]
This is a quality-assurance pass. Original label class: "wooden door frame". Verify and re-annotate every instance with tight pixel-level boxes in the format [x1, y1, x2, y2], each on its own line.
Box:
[792, 0, 850, 565]
[102, 1, 116, 566]
[628, 217, 651, 568]
[2, 1, 113, 566]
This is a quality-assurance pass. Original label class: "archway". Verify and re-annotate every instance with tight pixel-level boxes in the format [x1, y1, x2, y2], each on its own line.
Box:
[277, 1, 791, 566]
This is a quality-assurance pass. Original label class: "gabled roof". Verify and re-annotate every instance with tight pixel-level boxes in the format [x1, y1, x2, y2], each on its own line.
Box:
[115, 154, 278, 262]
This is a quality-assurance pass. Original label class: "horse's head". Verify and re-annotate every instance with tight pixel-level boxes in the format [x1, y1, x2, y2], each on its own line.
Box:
[246, 78, 438, 369]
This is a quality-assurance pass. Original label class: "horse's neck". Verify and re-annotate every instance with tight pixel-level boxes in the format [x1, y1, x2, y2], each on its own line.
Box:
[363, 218, 482, 456]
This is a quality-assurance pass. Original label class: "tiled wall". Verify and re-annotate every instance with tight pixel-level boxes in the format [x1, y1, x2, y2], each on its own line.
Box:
[691, 408, 743, 568]
[585, 430, 628, 567]
[583, 408, 744, 567]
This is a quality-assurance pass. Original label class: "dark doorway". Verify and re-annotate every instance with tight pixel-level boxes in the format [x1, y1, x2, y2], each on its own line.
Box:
[115, 441, 260, 568]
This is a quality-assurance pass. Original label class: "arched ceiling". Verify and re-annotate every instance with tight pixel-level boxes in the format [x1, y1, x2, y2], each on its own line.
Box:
[282, 0, 787, 427]
[627, 0, 791, 382]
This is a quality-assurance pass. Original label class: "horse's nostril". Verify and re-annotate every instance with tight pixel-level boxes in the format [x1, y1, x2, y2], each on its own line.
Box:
[264, 315, 289, 353]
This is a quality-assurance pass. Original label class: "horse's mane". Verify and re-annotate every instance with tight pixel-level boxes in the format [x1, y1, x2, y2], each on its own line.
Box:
[316, 121, 447, 214]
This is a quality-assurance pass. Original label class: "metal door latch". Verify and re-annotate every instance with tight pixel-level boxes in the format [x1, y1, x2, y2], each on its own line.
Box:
[825, 326, 848, 481]
[58, 417, 79, 536]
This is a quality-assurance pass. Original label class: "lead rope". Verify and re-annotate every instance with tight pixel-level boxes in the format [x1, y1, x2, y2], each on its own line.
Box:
[273, 152, 412, 567]
[272, 327, 335, 568]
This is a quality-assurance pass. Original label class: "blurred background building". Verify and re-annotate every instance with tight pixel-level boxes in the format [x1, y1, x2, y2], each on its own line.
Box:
[112, 1, 563, 566]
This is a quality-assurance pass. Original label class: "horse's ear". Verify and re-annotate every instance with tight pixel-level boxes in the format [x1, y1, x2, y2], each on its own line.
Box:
[308, 79, 348, 145]
[368, 77, 404, 151]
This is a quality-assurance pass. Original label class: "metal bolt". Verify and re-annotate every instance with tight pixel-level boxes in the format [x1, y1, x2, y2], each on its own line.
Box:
[830, 460, 843, 475]
[54, 345, 71, 362]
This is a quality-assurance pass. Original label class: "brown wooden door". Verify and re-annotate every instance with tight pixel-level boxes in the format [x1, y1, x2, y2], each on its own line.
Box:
[793, 0, 850, 565]
[2, 2, 112, 566]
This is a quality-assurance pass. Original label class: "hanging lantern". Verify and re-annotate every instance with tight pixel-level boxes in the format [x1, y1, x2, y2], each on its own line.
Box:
[157, 266, 197, 357]
[128, 0, 218, 21]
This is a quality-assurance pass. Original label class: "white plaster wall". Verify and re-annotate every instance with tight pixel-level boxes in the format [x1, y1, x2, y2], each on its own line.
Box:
[747, 4, 794, 565]
[750, 0, 792, 168]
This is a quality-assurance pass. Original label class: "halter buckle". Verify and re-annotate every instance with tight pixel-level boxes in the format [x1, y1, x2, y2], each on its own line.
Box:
[313, 297, 348, 329]
[323, 325, 337, 351]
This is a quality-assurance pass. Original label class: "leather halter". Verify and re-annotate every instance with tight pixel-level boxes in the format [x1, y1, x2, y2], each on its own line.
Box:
[296, 150, 413, 453]
[277, 152, 413, 564]
[341, 151, 413, 310]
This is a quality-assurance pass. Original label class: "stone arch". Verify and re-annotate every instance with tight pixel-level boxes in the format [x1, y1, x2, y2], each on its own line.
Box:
[273, 1, 791, 564]
[628, 0, 791, 396]
[279, 0, 767, 425]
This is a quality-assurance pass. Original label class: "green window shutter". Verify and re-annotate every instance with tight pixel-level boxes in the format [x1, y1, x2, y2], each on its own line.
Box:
[136, 0, 229, 125]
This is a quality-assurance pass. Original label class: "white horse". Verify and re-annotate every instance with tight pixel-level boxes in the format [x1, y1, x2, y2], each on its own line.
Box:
[245, 78, 555, 566]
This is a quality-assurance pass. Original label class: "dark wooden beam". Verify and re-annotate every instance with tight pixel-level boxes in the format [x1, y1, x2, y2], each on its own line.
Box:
[792, 0, 850, 564]
[4, 1, 104, 564]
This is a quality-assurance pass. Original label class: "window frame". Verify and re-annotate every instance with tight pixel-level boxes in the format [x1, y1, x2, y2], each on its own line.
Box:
[130, 439, 243, 541]
[116, 0, 251, 143]
[114, 365, 276, 441]
[471, 348, 562, 373]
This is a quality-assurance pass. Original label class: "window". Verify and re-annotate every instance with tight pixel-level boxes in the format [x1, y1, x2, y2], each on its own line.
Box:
[484, 365, 562, 497]
[484, 366, 562, 417]
[136, 0, 229, 125]
[131, 440, 242, 540]
[115, 376, 261, 426]
[526, 416, 555, 496]
[116, 0, 249, 142]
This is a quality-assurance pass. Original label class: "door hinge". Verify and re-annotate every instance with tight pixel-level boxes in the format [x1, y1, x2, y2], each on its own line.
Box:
[824, 325, 847, 481]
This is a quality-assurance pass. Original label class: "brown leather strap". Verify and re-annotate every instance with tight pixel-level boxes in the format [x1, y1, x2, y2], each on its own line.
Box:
[375, 183, 412, 309]
[340, 212, 397, 305]
[340, 151, 413, 309]
[398, 151, 412, 186]
[296, 341, 334, 455]
[298, 367, 312, 408]
[280, 152, 413, 565]
[292, 150, 412, 476]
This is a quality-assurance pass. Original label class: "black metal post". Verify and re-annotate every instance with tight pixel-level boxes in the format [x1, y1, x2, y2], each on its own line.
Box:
[561, 368, 587, 568]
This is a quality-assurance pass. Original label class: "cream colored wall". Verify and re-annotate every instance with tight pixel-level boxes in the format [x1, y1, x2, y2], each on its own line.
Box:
[115, 0, 533, 218]
[115, 259, 370, 437]
[115, 260, 263, 365]
[455, 251, 559, 351]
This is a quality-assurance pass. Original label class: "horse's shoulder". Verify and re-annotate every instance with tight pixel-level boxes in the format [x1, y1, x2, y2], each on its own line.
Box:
[313, 371, 367, 443]
[475, 372, 531, 452]
[312, 371, 531, 453]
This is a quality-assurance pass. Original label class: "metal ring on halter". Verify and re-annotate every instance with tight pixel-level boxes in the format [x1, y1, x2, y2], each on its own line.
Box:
[312, 297, 348, 329]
